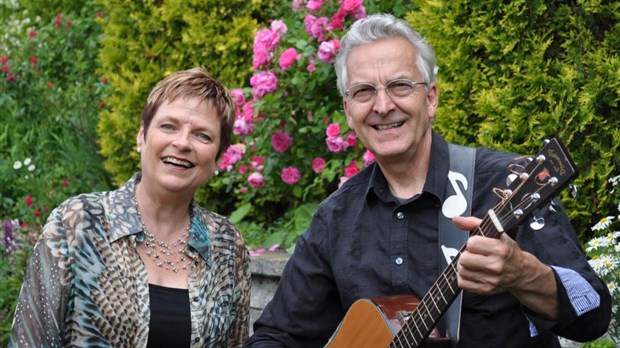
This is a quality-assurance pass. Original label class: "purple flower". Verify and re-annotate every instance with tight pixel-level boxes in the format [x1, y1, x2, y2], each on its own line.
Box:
[3, 219, 17, 253]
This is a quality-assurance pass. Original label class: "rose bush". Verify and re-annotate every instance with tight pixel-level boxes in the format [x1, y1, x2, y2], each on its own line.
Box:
[208, 0, 414, 250]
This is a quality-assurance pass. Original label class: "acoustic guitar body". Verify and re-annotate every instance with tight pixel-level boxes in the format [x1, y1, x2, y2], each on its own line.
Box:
[325, 294, 451, 348]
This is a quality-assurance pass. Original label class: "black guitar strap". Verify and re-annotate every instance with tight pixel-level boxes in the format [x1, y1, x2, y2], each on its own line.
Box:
[438, 143, 475, 346]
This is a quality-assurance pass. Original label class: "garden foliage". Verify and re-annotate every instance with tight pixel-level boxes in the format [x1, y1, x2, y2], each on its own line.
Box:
[1, 0, 619, 345]
[0, 0, 110, 343]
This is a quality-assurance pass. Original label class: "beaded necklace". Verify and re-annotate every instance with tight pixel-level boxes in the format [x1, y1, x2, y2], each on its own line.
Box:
[134, 195, 193, 273]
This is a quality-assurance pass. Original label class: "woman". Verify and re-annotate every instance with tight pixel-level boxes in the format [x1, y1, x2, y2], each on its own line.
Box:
[10, 67, 250, 347]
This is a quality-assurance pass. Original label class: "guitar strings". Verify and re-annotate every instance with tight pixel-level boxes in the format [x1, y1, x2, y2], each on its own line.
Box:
[391, 158, 551, 348]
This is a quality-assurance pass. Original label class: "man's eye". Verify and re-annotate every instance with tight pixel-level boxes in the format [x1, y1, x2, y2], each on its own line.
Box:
[352, 87, 375, 97]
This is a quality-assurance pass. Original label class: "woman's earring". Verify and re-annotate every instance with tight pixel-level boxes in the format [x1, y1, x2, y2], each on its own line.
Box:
[137, 147, 142, 153]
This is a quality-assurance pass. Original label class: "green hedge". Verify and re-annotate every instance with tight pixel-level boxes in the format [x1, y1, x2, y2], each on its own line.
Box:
[408, 0, 620, 240]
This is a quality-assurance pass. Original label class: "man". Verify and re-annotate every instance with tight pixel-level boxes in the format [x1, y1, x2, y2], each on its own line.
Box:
[244, 13, 611, 347]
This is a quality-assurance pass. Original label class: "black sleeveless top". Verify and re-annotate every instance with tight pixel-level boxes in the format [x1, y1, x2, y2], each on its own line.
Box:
[147, 283, 192, 347]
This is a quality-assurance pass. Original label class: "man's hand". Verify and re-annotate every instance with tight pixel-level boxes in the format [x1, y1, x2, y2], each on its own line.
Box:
[452, 215, 559, 320]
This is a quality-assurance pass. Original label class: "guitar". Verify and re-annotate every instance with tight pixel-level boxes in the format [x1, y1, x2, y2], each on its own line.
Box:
[325, 138, 578, 348]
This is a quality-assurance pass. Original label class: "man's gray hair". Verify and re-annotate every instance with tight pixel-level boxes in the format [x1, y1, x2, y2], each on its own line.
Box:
[334, 13, 437, 97]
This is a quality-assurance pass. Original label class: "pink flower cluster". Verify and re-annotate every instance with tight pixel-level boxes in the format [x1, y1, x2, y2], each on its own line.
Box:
[325, 123, 356, 153]
[218, 144, 246, 172]
[221, 0, 368, 192]
[250, 71, 278, 99]
[253, 20, 288, 70]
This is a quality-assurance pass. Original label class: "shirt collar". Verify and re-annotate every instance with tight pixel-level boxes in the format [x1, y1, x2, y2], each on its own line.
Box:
[106, 172, 212, 264]
[366, 131, 450, 203]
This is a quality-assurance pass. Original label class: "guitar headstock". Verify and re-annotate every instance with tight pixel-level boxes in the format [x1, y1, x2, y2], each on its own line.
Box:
[489, 138, 578, 234]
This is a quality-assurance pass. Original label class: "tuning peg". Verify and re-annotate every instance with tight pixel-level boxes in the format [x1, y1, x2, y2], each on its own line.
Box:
[506, 173, 518, 186]
[530, 216, 545, 230]
[548, 202, 560, 214]
[569, 184, 578, 199]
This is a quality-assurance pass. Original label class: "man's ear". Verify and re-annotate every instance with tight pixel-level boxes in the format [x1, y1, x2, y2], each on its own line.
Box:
[426, 83, 439, 122]
[343, 98, 354, 130]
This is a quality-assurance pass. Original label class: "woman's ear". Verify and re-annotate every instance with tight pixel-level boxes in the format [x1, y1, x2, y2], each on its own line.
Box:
[136, 123, 145, 151]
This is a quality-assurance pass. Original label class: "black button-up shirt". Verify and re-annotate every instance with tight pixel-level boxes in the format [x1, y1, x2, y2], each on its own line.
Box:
[245, 132, 611, 347]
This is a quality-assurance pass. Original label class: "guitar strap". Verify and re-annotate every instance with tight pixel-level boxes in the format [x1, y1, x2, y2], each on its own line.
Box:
[438, 143, 476, 346]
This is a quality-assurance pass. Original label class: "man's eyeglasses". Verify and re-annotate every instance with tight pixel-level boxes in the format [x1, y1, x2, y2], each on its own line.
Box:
[345, 79, 427, 103]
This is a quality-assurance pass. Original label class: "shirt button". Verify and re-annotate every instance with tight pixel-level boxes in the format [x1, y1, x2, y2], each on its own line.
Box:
[193, 297, 200, 302]
[395, 257, 403, 265]
[194, 337, 200, 343]
[396, 211, 405, 219]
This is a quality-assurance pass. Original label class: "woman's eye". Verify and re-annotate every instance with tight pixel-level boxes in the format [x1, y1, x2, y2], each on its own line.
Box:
[160, 124, 175, 131]
[196, 133, 212, 142]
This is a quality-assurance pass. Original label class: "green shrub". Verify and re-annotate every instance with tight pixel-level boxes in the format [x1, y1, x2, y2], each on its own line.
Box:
[407, 0, 620, 241]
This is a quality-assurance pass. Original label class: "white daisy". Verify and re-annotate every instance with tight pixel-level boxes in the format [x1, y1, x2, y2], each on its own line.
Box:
[13, 160, 22, 169]
[592, 216, 615, 231]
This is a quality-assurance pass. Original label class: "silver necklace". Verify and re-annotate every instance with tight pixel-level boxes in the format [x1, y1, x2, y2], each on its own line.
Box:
[134, 195, 193, 273]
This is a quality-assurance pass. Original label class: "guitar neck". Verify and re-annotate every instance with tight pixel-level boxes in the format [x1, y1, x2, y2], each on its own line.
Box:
[389, 223, 494, 347]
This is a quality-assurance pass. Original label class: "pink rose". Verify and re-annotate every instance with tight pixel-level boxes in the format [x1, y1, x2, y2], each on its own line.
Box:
[307, 0, 327, 12]
[281, 166, 301, 185]
[279, 48, 302, 71]
[239, 164, 247, 174]
[250, 71, 278, 99]
[311, 157, 326, 173]
[234, 118, 253, 135]
[342, 0, 364, 12]
[326, 136, 348, 153]
[326, 123, 340, 138]
[231, 88, 245, 106]
[252, 28, 281, 69]
[252, 47, 270, 70]
[292, 0, 303, 11]
[271, 20, 288, 35]
[248, 172, 265, 188]
[250, 156, 266, 171]
[241, 101, 255, 122]
[304, 15, 329, 42]
[331, 9, 346, 30]
[1, 56, 7, 65]
[363, 150, 376, 167]
[318, 39, 340, 64]
[271, 130, 293, 153]
[344, 161, 360, 178]
[345, 132, 356, 147]
[28, 30, 36, 38]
